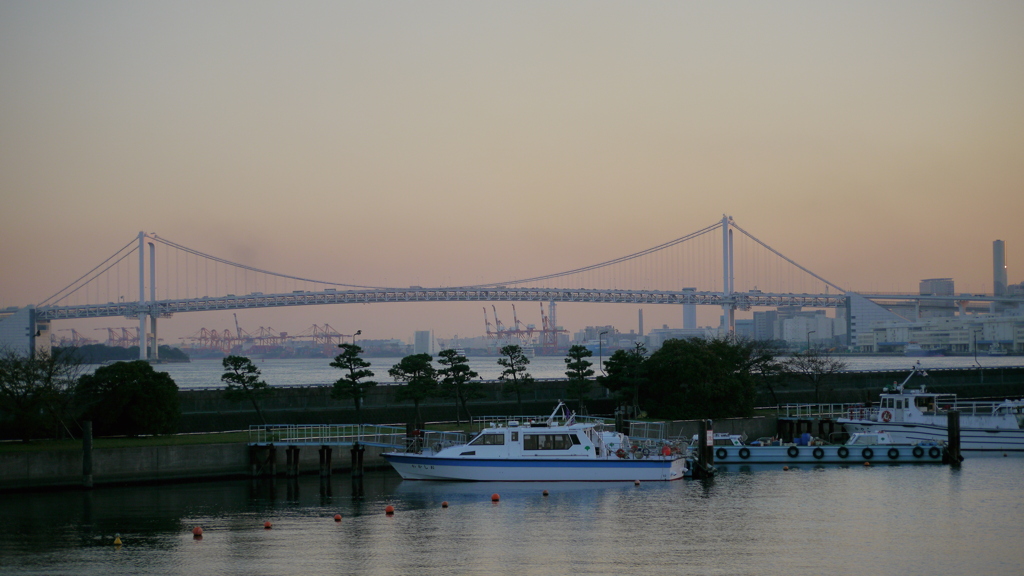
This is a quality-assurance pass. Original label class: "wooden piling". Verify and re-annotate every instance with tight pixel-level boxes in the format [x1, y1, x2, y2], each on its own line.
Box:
[319, 445, 333, 477]
[350, 441, 365, 500]
[944, 410, 963, 465]
[692, 419, 716, 479]
[82, 421, 93, 489]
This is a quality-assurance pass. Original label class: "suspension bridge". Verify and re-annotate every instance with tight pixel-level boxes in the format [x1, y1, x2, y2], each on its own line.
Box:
[20, 215, 1017, 359]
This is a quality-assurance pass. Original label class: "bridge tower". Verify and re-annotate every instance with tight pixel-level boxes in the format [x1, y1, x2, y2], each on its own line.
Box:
[137, 231, 159, 361]
[721, 215, 735, 335]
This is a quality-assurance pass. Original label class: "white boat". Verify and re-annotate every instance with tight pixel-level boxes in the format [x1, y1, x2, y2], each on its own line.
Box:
[837, 365, 1024, 453]
[986, 343, 1009, 356]
[382, 402, 688, 482]
[702, 432, 947, 465]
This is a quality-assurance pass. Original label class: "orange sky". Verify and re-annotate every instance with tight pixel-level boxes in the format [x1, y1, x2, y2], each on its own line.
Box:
[2, 2, 1022, 343]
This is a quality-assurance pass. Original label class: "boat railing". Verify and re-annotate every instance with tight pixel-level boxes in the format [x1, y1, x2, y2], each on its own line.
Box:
[472, 414, 609, 428]
[403, 430, 467, 454]
[629, 421, 666, 441]
[776, 403, 852, 419]
[779, 399, 1019, 420]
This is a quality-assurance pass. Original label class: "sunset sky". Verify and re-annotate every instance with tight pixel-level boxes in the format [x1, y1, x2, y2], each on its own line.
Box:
[2, 2, 1022, 344]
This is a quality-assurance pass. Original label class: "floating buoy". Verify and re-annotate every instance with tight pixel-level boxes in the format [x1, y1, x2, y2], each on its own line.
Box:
[441, 501, 449, 508]
[782, 466, 789, 471]
[263, 521, 272, 529]
[863, 461, 871, 467]
[385, 505, 395, 514]
[542, 490, 549, 496]
[113, 534, 122, 546]
[634, 480, 640, 486]
[192, 526, 203, 537]
[491, 493, 500, 502]
[333, 514, 342, 522]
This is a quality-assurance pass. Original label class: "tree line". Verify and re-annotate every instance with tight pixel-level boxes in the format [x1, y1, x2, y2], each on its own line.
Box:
[1, 337, 845, 441]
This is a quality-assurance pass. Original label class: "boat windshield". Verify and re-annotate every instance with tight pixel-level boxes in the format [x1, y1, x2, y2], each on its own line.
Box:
[467, 432, 506, 446]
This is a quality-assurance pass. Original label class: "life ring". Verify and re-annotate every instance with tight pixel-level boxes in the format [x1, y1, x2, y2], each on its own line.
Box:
[881, 410, 892, 423]
[813, 447, 825, 460]
[715, 448, 728, 460]
[433, 443, 443, 453]
[787, 446, 799, 458]
[887, 448, 900, 460]
[615, 448, 627, 459]
[641, 448, 651, 458]
[862, 447, 874, 460]
[837, 446, 849, 459]
[928, 447, 941, 459]
[739, 447, 751, 460]
[912, 446, 925, 458]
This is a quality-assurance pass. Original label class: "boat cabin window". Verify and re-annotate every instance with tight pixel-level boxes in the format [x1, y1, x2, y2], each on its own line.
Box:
[523, 433, 573, 450]
[468, 433, 505, 446]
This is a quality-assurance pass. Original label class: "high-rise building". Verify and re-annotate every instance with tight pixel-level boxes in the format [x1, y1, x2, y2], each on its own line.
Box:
[682, 287, 696, 330]
[413, 330, 432, 354]
[994, 240, 1007, 296]
[919, 278, 954, 296]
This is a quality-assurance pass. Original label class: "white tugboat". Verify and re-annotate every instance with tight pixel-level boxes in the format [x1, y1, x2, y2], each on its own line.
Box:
[837, 364, 1024, 453]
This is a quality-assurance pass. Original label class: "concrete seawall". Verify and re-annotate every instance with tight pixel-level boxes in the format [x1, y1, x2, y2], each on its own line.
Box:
[0, 443, 389, 492]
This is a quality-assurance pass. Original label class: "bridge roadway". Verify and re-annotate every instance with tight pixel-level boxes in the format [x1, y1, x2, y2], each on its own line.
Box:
[36, 287, 851, 320]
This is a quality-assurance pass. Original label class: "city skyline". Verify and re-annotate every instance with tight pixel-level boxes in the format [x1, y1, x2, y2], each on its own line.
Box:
[3, 2, 1023, 343]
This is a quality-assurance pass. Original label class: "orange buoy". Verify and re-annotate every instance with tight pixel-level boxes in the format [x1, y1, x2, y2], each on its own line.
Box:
[385, 505, 395, 514]
[863, 461, 871, 466]
[333, 514, 342, 522]
[192, 526, 203, 537]
[782, 466, 789, 471]
[634, 480, 640, 486]
[264, 521, 272, 529]
[491, 493, 500, 502]
[542, 490, 549, 496]
[441, 501, 449, 508]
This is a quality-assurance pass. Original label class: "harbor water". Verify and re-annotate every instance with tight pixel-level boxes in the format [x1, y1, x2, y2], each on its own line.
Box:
[2, 457, 1022, 575]
[155, 355, 1024, 390]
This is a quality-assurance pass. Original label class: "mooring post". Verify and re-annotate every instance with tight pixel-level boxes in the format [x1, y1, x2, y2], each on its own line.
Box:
[250, 446, 263, 477]
[82, 421, 93, 489]
[350, 440, 365, 499]
[320, 445, 332, 477]
[693, 419, 715, 479]
[945, 410, 963, 465]
[268, 445, 277, 477]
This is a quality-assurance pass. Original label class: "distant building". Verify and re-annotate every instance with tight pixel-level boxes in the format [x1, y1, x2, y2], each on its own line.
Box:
[735, 319, 755, 340]
[919, 278, 956, 317]
[920, 278, 954, 296]
[0, 306, 38, 356]
[994, 240, 1007, 296]
[413, 330, 432, 354]
[753, 310, 778, 341]
[682, 288, 697, 330]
